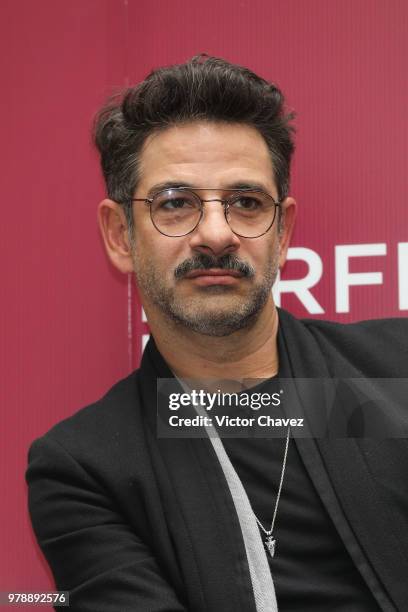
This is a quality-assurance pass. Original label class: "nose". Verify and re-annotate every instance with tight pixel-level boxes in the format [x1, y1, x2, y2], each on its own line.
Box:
[188, 199, 241, 257]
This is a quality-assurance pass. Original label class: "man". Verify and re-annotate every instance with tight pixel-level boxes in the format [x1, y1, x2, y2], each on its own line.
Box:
[27, 56, 408, 611]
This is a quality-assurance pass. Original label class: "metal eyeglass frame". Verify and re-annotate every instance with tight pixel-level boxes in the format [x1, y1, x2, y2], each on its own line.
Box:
[131, 187, 282, 239]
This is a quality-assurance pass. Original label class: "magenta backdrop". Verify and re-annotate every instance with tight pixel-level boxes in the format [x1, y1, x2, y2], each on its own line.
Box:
[1, 0, 406, 604]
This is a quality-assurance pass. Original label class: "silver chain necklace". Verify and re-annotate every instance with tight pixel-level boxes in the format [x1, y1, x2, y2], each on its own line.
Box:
[254, 426, 291, 558]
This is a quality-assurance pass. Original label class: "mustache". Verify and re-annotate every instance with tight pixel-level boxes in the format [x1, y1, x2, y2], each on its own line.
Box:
[174, 254, 255, 279]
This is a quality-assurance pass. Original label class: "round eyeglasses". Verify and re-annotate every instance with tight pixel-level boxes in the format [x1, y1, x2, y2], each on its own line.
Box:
[132, 188, 281, 238]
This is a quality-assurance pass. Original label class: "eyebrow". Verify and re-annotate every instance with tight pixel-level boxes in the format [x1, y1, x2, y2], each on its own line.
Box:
[147, 181, 272, 197]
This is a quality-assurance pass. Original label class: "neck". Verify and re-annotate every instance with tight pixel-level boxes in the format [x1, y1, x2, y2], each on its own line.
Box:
[144, 297, 280, 381]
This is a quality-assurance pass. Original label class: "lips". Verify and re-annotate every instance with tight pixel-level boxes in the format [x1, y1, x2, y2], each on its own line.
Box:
[182, 268, 244, 287]
[184, 268, 243, 279]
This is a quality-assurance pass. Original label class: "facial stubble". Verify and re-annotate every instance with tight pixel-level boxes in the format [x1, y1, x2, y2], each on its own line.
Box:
[131, 246, 280, 337]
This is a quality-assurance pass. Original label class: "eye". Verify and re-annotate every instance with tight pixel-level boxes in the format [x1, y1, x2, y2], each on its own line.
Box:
[153, 190, 199, 212]
[231, 195, 262, 211]
[160, 197, 192, 210]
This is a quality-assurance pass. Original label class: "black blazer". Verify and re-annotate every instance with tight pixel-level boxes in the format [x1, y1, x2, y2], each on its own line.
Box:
[26, 309, 408, 611]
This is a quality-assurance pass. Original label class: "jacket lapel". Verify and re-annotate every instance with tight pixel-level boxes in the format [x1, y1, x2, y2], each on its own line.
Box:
[137, 338, 258, 612]
[278, 308, 407, 611]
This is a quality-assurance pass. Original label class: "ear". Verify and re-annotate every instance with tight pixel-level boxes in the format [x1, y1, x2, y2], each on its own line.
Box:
[278, 197, 296, 268]
[97, 199, 134, 274]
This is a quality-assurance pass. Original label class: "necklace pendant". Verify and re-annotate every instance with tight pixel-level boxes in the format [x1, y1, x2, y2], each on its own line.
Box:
[265, 536, 276, 558]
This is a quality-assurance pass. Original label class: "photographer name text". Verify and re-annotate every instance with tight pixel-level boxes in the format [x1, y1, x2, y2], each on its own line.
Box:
[167, 415, 304, 428]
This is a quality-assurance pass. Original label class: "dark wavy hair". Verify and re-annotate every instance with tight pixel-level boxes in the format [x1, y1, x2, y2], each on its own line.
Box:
[94, 55, 295, 232]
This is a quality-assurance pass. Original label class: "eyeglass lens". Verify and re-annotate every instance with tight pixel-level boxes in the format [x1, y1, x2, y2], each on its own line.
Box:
[150, 189, 277, 238]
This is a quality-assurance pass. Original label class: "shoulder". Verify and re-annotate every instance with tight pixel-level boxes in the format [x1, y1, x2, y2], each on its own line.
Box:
[306, 316, 408, 377]
[51, 369, 139, 435]
[301, 314, 408, 349]
[279, 306, 408, 340]
[28, 369, 147, 471]
[278, 308, 408, 376]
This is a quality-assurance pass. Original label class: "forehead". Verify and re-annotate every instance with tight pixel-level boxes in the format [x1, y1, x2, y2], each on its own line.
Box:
[136, 121, 277, 194]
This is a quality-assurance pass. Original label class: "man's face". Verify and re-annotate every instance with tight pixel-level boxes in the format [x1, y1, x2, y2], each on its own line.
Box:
[129, 121, 294, 336]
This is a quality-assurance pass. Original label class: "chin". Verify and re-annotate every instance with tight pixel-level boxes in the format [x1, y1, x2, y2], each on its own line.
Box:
[181, 313, 261, 337]
[168, 301, 264, 337]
